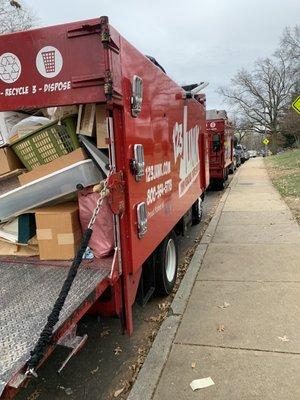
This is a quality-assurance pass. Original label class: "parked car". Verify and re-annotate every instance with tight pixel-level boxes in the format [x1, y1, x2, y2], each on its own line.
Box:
[233, 147, 241, 168]
[243, 146, 250, 161]
[248, 150, 258, 158]
[260, 149, 266, 157]
[235, 144, 246, 163]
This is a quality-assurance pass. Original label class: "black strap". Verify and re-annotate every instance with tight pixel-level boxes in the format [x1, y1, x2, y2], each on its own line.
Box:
[27, 228, 93, 372]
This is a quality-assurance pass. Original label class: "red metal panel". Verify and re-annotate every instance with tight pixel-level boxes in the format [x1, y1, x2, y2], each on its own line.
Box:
[118, 37, 207, 273]
[0, 18, 113, 111]
[206, 118, 233, 180]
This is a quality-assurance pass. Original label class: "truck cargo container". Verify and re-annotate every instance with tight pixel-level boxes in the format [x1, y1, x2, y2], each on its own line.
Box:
[206, 109, 234, 190]
[0, 17, 208, 398]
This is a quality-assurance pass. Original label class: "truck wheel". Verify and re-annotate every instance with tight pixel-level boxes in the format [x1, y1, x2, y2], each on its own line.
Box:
[225, 167, 229, 180]
[215, 179, 224, 191]
[192, 198, 203, 225]
[155, 232, 178, 296]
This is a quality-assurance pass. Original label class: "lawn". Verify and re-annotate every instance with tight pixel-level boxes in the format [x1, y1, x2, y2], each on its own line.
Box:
[265, 149, 300, 222]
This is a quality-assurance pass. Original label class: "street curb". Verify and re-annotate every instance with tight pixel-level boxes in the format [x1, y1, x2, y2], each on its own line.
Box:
[127, 315, 181, 400]
[128, 172, 240, 400]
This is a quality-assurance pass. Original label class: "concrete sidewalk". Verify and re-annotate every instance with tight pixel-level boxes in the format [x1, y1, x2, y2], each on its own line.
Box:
[129, 158, 300, 400]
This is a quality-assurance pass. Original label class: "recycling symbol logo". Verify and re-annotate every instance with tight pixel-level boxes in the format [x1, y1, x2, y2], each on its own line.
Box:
[0, 52, 21, 83]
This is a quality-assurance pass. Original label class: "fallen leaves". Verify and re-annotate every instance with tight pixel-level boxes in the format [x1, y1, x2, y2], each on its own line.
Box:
[26, 390, 42, 400]
[149, 312, 167, 323]
[100, 327, 111, 337]
[217, 301, 230, 309]
[57, 386, 73, 396]
[114, 346, 122, 355]
[158, 301, 170, 311]
[113, 386, 125, 398]
[278, 335, 290, 342]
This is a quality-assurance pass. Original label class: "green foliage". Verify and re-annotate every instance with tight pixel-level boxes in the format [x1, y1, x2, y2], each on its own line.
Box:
[268, 149, 300, 169]
[266, 149, 300, 198]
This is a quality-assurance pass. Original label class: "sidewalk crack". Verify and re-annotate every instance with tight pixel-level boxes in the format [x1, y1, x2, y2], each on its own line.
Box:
[173, 342, 300, 355]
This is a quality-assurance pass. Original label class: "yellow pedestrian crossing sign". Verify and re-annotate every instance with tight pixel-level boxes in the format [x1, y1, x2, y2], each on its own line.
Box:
[292, 96, 300, 114]
[262, 138, 269, 145]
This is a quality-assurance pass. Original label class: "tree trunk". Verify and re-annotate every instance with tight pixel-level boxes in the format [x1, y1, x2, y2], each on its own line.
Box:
[270, 132, 278, 154]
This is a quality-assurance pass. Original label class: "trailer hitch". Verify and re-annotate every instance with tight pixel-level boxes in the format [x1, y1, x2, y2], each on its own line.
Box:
[57, 326, 88, 374]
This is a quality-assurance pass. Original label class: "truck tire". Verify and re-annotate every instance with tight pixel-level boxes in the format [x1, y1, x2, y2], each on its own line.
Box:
[192, 198, 203, 225]
[214, 179, 224, 191]
[155, 232, 178, 296]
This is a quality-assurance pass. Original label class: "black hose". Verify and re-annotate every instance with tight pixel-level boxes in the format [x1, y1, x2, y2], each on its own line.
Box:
[27, 228, 93, 372]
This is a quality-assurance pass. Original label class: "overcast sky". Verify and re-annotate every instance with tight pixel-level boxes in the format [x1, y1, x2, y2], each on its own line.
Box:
[25, 0, 299, 110]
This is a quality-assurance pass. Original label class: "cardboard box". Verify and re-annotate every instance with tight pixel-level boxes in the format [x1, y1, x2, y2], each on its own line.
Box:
[18, 148, 87, 186]
[0, 147, 23, 176]
[43, 105, 78, 120]
[35, 202, 82, 260]
[76, 104, 96, 137]
[0, 111, 28, 147]
[96, 104, 109, 149]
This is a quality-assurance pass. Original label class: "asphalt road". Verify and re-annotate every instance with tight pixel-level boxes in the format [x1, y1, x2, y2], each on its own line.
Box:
[16, 187, 226, 400]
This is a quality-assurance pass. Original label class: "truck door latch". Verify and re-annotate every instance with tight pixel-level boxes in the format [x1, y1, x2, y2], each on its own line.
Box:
[137, 202, 147, 238]
[131, 75, 143, 117]
[130, 144, 145, 181]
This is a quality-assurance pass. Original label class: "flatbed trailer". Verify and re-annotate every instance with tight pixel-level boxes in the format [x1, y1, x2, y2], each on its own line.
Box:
[206, 109, 234, 190]
[0, 17, 208, 398]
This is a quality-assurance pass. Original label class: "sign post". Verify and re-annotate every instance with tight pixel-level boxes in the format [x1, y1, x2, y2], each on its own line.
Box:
[262, 138, 269, 157]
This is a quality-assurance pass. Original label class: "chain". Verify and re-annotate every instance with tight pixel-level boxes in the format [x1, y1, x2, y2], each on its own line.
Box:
[88, 174, 111, 230]
[25, 172, 113, 377]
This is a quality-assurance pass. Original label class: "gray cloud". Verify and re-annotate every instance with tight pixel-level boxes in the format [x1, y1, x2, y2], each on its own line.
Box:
[26, 0, 300, 109]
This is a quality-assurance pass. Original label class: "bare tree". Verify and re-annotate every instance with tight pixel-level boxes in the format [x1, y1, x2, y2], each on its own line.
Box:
[230, 116, 253, 143]
[220, 25, 300, 153]
[277, 26, 300, 148]
[219, 55, 296, 154]
[279, 26, 300, 62]
[0, 0, 37, 34]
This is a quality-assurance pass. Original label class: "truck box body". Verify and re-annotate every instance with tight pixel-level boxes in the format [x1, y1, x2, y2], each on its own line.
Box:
[206, 109, 233, 185]
[0, 17, 208, 398]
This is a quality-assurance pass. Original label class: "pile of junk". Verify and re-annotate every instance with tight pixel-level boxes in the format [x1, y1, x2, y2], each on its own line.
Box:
[0, 104, 114, 261]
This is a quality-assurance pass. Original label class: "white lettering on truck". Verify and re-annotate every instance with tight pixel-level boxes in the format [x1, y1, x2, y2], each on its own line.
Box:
[0, 81, 72, 97]
[173, 106, 200, 198]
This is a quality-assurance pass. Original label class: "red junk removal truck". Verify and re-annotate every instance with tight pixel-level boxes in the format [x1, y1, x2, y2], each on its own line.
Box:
[206, 109, 234, 190]
[0, 17, 209, 398]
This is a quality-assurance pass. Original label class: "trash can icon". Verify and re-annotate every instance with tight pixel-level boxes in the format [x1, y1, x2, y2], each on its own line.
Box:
[36, 46, 63, 78]
[41, 50, 56, 73]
